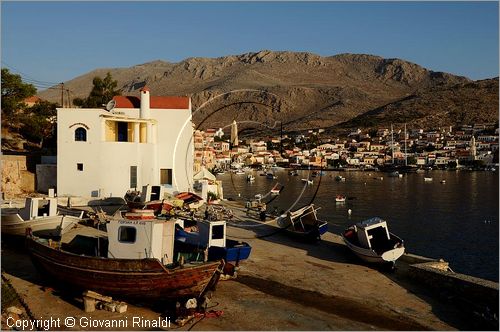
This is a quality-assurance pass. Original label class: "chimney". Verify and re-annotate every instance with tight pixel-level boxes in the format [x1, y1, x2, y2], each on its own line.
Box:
[140, 87, 151, 119]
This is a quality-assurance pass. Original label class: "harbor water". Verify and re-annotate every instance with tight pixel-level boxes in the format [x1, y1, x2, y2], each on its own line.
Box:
[218, 169, 499, 282]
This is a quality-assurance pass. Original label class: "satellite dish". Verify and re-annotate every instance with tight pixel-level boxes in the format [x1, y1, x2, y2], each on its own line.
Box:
[105, 100, 116, 111]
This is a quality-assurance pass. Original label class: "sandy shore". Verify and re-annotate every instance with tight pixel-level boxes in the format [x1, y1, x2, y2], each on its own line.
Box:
[0, 200, 483, 330]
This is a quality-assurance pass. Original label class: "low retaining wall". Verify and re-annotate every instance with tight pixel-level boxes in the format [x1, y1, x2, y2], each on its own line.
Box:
[408, 260, 498, 328]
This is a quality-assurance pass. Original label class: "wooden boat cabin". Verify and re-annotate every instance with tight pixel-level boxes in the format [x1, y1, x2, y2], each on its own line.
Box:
[107, 210, 176, 263]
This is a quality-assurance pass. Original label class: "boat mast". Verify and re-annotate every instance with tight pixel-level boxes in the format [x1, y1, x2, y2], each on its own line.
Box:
[404, 123, 407, 166]
[391, 124, 394, 164]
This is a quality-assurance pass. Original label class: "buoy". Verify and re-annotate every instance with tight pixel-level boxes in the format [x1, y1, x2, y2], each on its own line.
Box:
[348, 209, 352, 215]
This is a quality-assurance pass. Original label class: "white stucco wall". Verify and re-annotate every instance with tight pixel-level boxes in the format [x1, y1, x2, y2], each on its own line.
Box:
[57, 102, 193, 197]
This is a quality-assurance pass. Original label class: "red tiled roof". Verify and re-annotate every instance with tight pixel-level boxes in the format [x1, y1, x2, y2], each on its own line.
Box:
[24, 96, 42, 103]
[113, 96, 189, 109]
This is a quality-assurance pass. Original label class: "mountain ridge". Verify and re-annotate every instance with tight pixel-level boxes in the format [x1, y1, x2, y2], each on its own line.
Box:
[38, 50, 496, 132]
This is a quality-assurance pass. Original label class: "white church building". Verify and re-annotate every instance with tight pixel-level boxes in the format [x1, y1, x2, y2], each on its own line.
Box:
[57, 87, 194, 197]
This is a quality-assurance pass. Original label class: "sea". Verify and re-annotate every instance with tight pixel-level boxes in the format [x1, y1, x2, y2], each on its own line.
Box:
[217, 169, 499, 282]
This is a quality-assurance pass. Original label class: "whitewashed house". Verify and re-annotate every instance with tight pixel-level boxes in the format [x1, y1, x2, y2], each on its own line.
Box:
[57, 87, 194, 197]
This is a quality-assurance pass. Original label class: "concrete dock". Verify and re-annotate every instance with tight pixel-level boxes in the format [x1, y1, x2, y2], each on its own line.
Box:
[1, 200, 498, 330]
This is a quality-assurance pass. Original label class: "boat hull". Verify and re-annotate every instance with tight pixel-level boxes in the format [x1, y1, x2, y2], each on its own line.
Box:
[1, 215, 80, 237]
[342, 231, 405, 264]
[26, 237, 223, 301]
[208, 240, 252, 263]
[284, 220, 328, 242]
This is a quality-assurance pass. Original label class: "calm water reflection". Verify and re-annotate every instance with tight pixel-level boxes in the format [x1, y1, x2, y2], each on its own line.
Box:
[219, 170, 499, 281]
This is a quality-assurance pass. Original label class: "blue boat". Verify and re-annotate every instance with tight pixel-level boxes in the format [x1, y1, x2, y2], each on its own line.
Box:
[174, 220, 252, 275]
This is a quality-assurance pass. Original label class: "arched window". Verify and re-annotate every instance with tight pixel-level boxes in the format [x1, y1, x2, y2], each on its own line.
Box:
[75, 127, 87, 141]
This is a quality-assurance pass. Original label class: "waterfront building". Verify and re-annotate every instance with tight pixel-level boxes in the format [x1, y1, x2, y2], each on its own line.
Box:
[57, 87, 194, 197]
[213, 141, 230, 153]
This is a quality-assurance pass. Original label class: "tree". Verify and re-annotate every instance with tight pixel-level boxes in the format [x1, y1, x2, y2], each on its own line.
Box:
[21, 100, 58, 148]
[1, 68, 37, 119]
[73, 72, 121, 108]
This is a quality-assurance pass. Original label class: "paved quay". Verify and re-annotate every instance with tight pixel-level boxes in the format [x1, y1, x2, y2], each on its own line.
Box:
[1, 200, 494, 330]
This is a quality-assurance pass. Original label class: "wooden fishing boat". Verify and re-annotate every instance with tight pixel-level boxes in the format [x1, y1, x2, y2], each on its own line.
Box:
[1, 197, 83, 237]
[342, 217, 405, 267]
[277, 204, 328, 241]
[26, 215, 223, 301]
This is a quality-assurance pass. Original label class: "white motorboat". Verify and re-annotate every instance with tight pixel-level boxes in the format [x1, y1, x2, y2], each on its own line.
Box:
[335, 195, 346, 203]
[1, 197, 83, 237]
[301, 178, 313, 185]
[424, 177, 433, 182]
[341, 217, 405, 267]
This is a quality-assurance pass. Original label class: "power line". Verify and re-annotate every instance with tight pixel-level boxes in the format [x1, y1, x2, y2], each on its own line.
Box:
[1, 61, 61, 86]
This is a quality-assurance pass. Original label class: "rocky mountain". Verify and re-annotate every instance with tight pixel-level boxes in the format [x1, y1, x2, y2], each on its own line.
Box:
[38, 50, 497, 134]
[339, 78, 499, 130]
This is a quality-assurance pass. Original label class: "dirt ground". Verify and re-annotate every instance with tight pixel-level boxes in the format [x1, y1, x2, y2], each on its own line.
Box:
[0, 200, 483, 330]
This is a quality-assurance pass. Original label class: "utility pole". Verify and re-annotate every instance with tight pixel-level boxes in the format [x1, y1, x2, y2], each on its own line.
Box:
[60, 83, 64, 107]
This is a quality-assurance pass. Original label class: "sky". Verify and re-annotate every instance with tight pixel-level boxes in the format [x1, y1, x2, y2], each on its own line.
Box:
[1, 1, 499, 88]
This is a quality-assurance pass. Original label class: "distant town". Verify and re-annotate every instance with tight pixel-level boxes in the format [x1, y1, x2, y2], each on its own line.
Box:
[194, 122, 499, 173]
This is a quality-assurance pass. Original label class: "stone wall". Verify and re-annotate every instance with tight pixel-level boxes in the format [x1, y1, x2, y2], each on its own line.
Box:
[408, 261, 498, 328]
[1, 155, 35, 198]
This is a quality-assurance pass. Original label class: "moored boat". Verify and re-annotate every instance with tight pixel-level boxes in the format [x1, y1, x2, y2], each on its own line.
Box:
[277, 204, 328, 241]
[335, 175, 346, 182]
[301, 178, 313, 185]
[270, 183, 283, 195]
[174, 219, 252, 275]
[266, 173, 277, 179]
[424, 177, 433, 182]
[1, 197, 83, 237]
[335, 195, 346, 203]
[341, 217, 405, 267]
[26, 214, 223, 302]
[125, 185, 181, 214]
